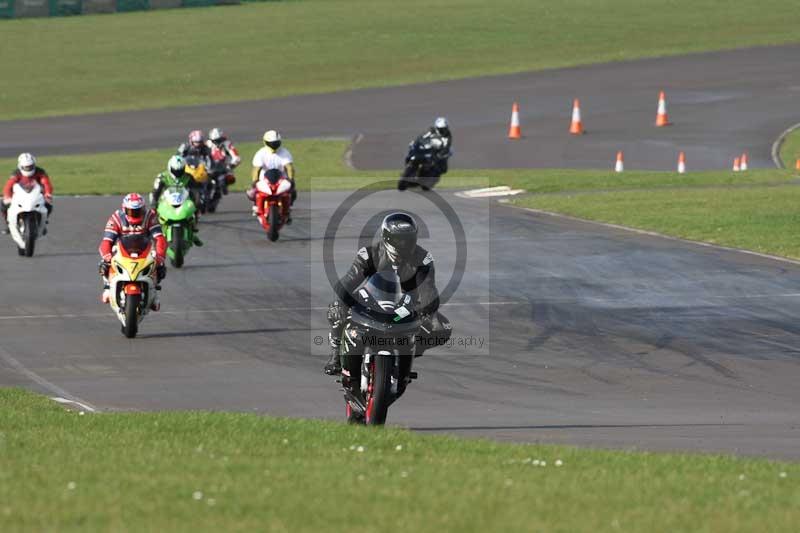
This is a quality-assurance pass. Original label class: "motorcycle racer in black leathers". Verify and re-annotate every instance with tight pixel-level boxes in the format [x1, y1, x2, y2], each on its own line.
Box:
[324, 212, 452, 375]
[416, 116, 452, 176]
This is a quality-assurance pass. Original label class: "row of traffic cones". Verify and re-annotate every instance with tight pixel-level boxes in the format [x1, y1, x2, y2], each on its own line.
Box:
[508, 91, 671, 139]
[612, 151, 751, 173]
[611, 151, 686, 173]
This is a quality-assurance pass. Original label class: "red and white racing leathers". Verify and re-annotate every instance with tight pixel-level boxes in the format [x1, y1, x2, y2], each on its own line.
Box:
[98, 208, 167, 263]
[3, 167, 54, 203]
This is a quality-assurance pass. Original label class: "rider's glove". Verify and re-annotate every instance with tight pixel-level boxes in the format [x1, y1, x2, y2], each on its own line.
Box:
[98, 259, 111, 276]
[2, 197, 10, 206]
[102, 253, 112, 263]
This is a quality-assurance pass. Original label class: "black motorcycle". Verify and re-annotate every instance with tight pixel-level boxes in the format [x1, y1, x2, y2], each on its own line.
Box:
[338, 271, 421, 425]
[398, 136, 449, 191]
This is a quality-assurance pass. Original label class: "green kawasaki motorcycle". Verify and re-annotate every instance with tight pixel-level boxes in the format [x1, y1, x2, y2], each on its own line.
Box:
[157, 185, 197, 268]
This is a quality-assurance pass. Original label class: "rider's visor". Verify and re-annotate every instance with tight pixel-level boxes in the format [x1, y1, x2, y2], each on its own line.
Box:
[125, 207, 144, 220]
[21, 164, 35, 172]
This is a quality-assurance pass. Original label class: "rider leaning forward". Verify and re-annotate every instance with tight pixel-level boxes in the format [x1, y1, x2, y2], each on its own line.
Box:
[150, 155, 203, 247]
[98, 193, 167, 311]
[248, 130, 296, 212]
[2, 153, 53, 234]
[324, 212, 452, 376]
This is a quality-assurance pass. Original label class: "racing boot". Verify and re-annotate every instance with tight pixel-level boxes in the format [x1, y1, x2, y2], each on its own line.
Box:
[324, 337, 342, 376]
[150, 289, 161, 312]
[192, 229, 203, 247]
[42, 204, 52, 236]
[101, 280, 111, 304]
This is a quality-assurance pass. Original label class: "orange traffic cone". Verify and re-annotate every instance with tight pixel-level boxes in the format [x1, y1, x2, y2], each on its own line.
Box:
[740, 152, 748, 171]
[795, 158, 800, 171]
[732, 157, 741, 172]
[569, 98, 584, 135]
[614, 151, 624, 172]
[677, 151, 686, 174]
[508, 102, 522, 140]
[655, 91, 671, 127]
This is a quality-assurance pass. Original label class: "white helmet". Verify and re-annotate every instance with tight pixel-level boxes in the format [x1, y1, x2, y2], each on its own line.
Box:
[434, 117, 448, 130]
[262, 130, 282, 151]
[209, 127, 225, 144]
[17, 153, 37, 177]
[168, 155, 185, 178]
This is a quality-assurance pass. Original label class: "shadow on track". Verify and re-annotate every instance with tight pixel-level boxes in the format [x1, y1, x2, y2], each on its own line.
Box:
[139, 327, 305, 340]
[411, 422, 745, 432]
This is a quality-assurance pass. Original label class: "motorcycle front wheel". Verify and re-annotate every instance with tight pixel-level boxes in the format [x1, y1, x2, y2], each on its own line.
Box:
[122, 293, 140, 338]
[21, 213, 37, 257]
[365, 355, 391, 425]
[170, 228, 184, 268]
[267, 204, 280, 242]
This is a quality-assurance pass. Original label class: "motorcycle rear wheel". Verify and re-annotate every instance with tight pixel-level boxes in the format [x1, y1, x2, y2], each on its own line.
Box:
[122, 293, 140, 339]
[365, 356, 391, 425]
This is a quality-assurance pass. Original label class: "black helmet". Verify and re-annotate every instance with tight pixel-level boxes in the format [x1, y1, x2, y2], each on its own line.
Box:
[381, 212, 417, 263]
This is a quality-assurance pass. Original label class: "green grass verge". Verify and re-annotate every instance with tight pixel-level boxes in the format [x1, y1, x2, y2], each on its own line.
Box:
[514, 184, 800, 259]
[2, 388, 798, 532]
[3, 0, 800, 119]
[779, 128, 800, 169]
[2, 141, 794, 196]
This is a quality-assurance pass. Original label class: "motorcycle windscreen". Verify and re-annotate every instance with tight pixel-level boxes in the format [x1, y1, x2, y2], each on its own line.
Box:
[16, 182, 40, 194]
[361, 270, 404, 311]
[118, 234, 152, 257]
[166, 186, 188, 207]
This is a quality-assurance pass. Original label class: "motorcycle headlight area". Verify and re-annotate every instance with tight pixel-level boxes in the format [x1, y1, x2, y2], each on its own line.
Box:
[168, 190, 187, 207]
[115, 263, 125, 275]
[140, 264, 153, 277]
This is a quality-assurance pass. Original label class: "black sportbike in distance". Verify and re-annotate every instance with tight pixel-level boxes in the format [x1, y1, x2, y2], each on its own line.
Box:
[398, 136, 450, 191]
[338, 271, 422, 425]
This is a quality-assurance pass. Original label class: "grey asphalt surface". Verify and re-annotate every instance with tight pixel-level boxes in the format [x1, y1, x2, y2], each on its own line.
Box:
[2, 191, 799, 459]
[2, 45, 799, 170]
[3, 45, 800, 460]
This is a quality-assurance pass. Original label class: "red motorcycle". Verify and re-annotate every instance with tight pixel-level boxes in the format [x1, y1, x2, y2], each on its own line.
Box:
[255, 169, 292, 241]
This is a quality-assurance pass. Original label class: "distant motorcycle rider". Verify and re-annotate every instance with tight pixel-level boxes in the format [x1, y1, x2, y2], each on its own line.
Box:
[2, 153, 53, 235]
[249, 130, 296, 211]
[177, 130, 213, 163]
[207, 127, 241, 194]
[98, 193, 167, 310]
[414, 117, 452, 175]
[324, 212, 452, 375]
[149, 155, 203, 247]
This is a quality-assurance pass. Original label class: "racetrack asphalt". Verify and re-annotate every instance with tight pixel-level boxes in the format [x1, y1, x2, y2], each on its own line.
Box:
[3, 45, 800, 460]
[2, 190, 800, 459]
[2, 45, 799, 170]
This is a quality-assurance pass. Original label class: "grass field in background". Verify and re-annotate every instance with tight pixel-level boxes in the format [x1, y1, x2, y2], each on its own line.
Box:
[514, 185, 800, 259]
[2, 140, 794, 196]
[779, 128, 800, 169]
[2, 388, 798, 532]
[3, 0, 800, 119]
